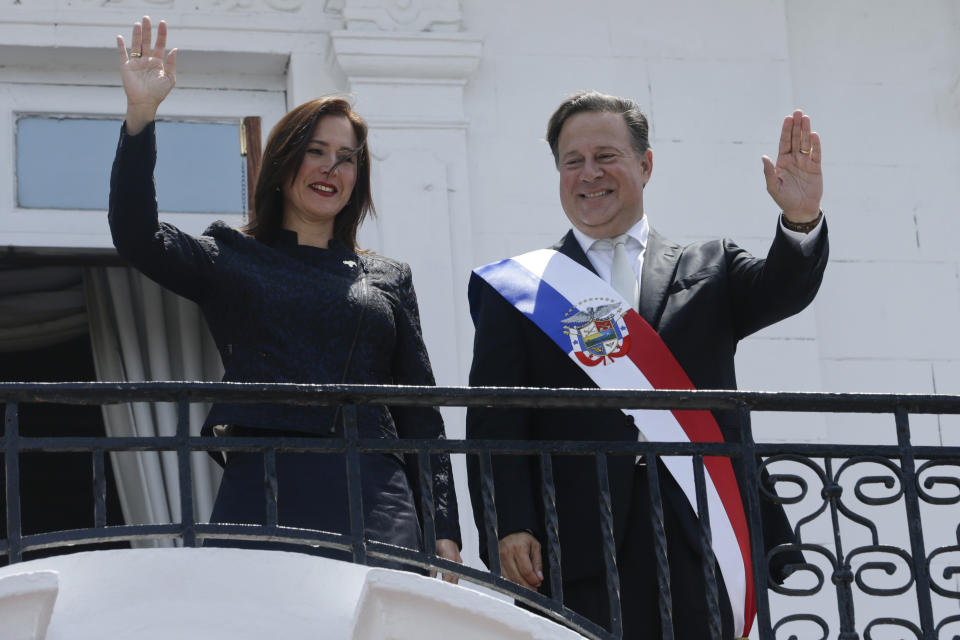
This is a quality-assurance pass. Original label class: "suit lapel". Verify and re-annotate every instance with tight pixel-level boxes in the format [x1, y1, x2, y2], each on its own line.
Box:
[554, 230, 599, 276]
[554, 227, 680, 329]
[638, 228, 681, 329]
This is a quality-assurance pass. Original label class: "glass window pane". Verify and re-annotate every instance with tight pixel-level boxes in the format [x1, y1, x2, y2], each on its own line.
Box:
[16, 117, 245, 214]
[154, 121, 246, 214]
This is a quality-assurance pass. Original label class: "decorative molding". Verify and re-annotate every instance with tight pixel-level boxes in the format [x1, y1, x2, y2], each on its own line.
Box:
[332, 31, 480, 84]
[0, 1, 336, 55]
[68, 0, 305, 11]
[338, 0, 462, 32]
[262, 0, 304, 10]
[331, 30, 480, 125]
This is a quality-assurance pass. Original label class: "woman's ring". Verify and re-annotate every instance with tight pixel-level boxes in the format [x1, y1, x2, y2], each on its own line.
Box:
[799, 148, 811, 155]
[130, 51, 143, 58]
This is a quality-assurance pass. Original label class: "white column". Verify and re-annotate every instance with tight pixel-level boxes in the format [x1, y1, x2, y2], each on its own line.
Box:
[331, 4, 481, 393]
[331, 0, 482, 569]
[286, 45, 348, 111]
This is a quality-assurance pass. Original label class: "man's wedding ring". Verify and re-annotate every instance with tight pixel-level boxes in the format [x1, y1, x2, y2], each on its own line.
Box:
[130, 51, 143, 58]
[799, 148, 811, 155]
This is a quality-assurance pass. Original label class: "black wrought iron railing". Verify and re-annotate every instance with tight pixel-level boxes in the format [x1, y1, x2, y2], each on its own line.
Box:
[1, 382, 959, 640]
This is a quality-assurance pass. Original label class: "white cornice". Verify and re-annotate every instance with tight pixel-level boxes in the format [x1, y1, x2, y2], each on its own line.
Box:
[335, 0, 463, 32]
[0, 4, 343, 48]
[331, 31, 481, 84]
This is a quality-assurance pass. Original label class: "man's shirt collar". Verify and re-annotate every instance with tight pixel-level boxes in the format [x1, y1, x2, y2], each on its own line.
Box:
[571, 215, 650, 254]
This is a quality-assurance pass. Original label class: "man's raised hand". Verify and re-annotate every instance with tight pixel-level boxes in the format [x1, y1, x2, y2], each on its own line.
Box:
[762, 109, 823, 224]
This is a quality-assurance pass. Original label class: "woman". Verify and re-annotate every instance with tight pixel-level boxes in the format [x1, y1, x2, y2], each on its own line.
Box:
[111, 16, 461, 576]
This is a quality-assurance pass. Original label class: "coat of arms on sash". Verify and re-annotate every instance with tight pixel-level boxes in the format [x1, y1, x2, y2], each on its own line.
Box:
[562, 299, 631, 366]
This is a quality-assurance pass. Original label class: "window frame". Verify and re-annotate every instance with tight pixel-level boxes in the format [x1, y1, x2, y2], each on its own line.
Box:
[0, 82, 286, 251]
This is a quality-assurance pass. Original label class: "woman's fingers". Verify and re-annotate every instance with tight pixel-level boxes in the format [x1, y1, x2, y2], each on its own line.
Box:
[153, 19, 168, 60]
[130, 20, 142, 57]
[140, 16, 152, 57]
[165, 48, 178, 84]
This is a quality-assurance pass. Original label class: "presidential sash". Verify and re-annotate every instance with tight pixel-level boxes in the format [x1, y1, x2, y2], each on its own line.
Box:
[472, 248, 754, 637]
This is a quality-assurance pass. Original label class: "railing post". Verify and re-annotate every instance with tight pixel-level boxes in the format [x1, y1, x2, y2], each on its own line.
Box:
[264, 448, 279, 530]
[540, 452, 563, 605]
[93, 450, 107, 529]
[4, 402, 22, 564]
[478, 450, 502, 578]
[693, 454, 722, 640]
[644, 453, 674, 640]
[595, 453, 622, 638]
[343, 404, 366, 564]
[737, 404, 772, 638]
[417, 447, 437, 562]
[895, 406, 936, 639]
[822, 457, 857, 637]
[177, 398, 196, 548]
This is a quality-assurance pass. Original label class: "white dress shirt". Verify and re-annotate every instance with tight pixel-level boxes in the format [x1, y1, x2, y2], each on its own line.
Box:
[571, 217, 650, 297]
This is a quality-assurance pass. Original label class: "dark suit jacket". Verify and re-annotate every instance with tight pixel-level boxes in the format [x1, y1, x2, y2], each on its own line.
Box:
[466, 220, 828, 584]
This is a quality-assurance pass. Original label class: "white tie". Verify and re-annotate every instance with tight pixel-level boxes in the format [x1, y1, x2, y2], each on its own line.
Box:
[609, 234, 647, 450]
[610, 234, 638, 310]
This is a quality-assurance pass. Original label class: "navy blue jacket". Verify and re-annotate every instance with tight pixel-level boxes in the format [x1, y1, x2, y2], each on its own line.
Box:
[109, 123, 460, 545]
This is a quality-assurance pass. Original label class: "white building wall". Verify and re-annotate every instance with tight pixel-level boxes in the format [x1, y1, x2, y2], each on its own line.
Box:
[461, 0, 956, 417]
[1, 0, 958, 635]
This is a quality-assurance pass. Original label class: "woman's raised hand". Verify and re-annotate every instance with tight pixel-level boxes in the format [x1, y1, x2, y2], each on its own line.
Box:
[116, 16, 178, 135]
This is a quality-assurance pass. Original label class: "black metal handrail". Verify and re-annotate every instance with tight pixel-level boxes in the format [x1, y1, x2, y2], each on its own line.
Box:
[2, 382, 959, 640]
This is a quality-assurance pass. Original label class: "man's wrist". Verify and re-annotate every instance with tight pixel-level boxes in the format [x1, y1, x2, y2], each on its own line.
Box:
[500, 528, 539, 541]
[781, 211, 823, 233]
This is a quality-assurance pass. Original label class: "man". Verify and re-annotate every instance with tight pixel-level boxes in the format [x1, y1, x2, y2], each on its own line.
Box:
[465, 91, 827, 639]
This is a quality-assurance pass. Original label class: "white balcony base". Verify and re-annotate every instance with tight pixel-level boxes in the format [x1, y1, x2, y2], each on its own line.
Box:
[0, 570, 58, 640]
[0, 548, 583, 640]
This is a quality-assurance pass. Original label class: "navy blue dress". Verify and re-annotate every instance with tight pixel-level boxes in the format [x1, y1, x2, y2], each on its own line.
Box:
[109, 122, 460, 558]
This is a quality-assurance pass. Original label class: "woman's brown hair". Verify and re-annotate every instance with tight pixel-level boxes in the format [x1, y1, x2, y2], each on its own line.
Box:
[242, 97, 374, 249]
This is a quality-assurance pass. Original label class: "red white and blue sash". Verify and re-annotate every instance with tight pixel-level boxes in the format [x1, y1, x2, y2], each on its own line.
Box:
[473, 248, 754, 637]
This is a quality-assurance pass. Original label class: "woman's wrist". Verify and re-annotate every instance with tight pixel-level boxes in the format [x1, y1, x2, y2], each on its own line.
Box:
[124, 104, 158, 136]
